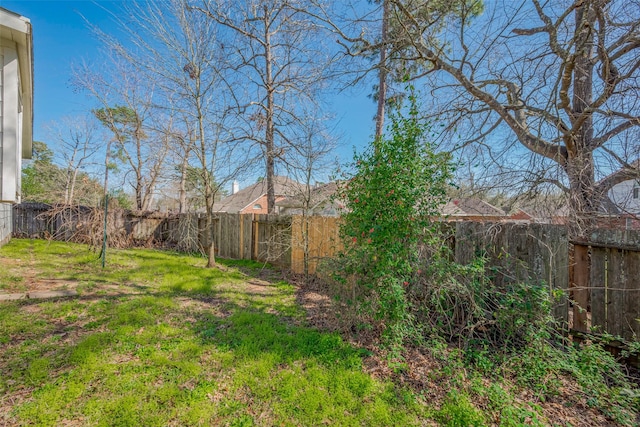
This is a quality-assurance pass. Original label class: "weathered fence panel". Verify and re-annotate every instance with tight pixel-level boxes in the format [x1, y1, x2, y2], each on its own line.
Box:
[572, 244, 590, 333]
[586, 244, 640, 341]
[454, 222, 569, 324]
[12, 204, 639, 342]
[254, 214, 292, 267]
[218, 213, 240, 259]
[12, 203, 52, 237]
[12, 203, 165, 246]
[571, 228, 640, 343]
[290, 216, 342, 275]
[242, 214, 253, 260]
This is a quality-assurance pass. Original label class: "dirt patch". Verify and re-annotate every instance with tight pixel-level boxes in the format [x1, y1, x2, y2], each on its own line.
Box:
[0, 386, 34, 425]
[237, 279, 278, 295]
[292, 275, 346, 332]
[174, 296, 231, 318]
[21, 241, 39, 289]
[28, 278, 77, 290]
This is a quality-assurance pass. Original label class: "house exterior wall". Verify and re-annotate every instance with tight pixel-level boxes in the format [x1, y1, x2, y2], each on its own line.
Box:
[1, 43, 23, 203]
[0, 52, 4, 199]
[0, 9, 33, 247]
[239, 195, 286, 215]
[609, 180, 640, 215]
[595, 215, 640, 231]
[0, 43, 20, 248]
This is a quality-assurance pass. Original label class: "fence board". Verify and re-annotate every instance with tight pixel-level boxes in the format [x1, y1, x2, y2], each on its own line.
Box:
[242, 214, 253, 260]
[623, 250, 640, 340]
[609, 249, 624, 338]
[13, 204, 639, 342]
[590, 248, 607, 334]
[609, 249, 640, 341]
[454, 222, 568, 325]
[291, 216, 343, 274]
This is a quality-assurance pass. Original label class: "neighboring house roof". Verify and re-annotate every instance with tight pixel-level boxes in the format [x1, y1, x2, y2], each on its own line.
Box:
[508, 200, 568, 221]
[276, 181, 341, 211]
[212, 176, 301, 213]
[0, 7, 33, 159]
[508, 208, 533, 221]
[441, 198, 505, 216]
[605, 159, 640, 214]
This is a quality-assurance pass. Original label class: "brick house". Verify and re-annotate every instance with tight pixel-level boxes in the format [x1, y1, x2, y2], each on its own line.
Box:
[212, 176, 301, 214]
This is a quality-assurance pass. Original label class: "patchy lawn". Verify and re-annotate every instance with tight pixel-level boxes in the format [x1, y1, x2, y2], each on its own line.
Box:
[0, 239, 424, 426]
[1, 239, 638, 426]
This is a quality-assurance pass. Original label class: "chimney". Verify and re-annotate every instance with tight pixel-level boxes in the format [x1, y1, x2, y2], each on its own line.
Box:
[232, 180, 240, 195]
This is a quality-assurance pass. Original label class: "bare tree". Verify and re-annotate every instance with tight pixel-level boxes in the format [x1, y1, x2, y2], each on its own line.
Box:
[47, 115, 102, 204]
[74, 57, 169, 212]
[192, 0, 335, 213]
[368, 0, 640, 236]
[374, 0, 390, 140]
[90, 0, 253, 267]
[305, 0, 482, 147]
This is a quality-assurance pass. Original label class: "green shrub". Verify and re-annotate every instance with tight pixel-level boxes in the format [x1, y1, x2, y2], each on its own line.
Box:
[335, 87, 454, 350]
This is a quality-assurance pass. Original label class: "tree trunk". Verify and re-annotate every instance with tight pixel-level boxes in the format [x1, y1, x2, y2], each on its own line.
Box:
[203, 168, 217, 268]
[567, 2, 597, 238]
[264, 7, 276, 214]
[206, 211, 216, 268]
[375, 0, 389, 144]
[68, 168, 79, 205]
[565, 154, 598, 237]
[136, 180, 144, 211]
[179, 154, 189, 214]
[64, 169, 73, 204]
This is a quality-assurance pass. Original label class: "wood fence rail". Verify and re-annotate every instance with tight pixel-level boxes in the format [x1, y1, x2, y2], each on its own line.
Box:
[11, 204, 640, 344]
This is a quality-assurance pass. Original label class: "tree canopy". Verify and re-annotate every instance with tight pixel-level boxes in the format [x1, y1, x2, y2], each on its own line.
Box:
[366, 0, 640, 235]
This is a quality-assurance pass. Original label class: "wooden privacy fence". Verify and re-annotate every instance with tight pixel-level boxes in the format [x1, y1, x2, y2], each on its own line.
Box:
[13, 203, 640, 342]
[453, 222, 569, 325]
[12, 204, 342, 271]
[13, 203, 57, 237]
[158, 213, 342, 273]
[572, 229, 640, 342]
[13, 203, 166, 246]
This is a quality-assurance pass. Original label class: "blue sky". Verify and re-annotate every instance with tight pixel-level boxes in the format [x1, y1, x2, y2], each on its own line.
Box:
[3, 0, 376, 167]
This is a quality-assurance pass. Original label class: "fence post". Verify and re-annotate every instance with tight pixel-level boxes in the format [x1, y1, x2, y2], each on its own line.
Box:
[252, 216, 259, 261]
[101, 195, 109, 268]
[572, 243, 590, 333]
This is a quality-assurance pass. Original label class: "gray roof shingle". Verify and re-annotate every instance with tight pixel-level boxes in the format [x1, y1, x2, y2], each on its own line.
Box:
[441, 198, 505, 216]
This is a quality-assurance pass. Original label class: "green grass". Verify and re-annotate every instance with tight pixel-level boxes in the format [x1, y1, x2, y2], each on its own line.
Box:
[0, 239, 425, 426]
[4, 239, 637, 426]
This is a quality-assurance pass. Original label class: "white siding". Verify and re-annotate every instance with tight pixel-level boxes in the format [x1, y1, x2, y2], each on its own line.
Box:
[0, 53, 3, 196]
[0, 45, 21, 203]
[609, 180, 640, 214]
[0, 51, 10, 247]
